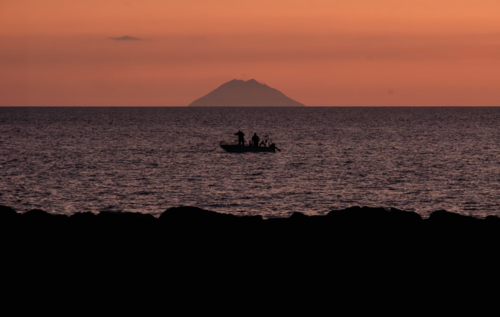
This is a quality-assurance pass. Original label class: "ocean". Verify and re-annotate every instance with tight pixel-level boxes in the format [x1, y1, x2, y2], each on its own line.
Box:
[1, 107, 500, 219]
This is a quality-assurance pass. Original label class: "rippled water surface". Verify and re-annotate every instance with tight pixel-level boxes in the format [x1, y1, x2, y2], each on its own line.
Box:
[1, 107, 500, 218]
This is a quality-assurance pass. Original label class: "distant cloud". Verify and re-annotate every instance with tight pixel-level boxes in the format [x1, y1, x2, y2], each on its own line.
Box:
[109, 36, 142, 41]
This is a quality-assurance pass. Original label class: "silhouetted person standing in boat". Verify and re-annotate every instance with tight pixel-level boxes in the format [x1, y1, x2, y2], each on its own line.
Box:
[252, 133, 260, 147]
[235, 130, 245, 145]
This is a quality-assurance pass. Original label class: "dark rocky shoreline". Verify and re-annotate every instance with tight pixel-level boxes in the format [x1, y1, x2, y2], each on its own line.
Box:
[3, 204, 500, 244]
[2, 204, 498, 299]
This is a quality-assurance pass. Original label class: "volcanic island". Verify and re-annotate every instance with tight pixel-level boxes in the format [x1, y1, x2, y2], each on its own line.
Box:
[188, 79, 306, 107]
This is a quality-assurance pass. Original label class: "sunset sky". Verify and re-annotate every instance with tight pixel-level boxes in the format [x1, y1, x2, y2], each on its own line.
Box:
[1, 0, 500, 107]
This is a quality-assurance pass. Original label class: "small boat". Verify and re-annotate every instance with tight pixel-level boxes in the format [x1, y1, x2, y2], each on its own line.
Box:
[220, 143, 277, 153]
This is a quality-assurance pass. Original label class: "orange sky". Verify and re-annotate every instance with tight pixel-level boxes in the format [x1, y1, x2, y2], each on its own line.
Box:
[1, 0, 500, 106]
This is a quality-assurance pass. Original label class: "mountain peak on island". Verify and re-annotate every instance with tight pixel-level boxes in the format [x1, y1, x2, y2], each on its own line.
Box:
[188, 79, 305, 107]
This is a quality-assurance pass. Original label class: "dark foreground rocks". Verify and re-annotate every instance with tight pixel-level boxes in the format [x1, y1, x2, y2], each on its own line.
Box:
[1, 204, 498, 307]
[2, 205, 500, 248]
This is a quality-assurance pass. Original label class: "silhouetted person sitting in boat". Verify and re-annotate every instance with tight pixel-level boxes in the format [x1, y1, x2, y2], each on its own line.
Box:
[252, 133, 260, 147]
[259, 139, 267, 147]
[269, 143, 281, 152]
[235, 130, 245, 145]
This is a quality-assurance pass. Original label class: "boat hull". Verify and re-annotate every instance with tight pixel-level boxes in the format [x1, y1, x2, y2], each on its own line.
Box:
[220, 145, 275, 153]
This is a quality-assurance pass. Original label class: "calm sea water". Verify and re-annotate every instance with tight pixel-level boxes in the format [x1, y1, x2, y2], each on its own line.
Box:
[1, 107, 500, 218]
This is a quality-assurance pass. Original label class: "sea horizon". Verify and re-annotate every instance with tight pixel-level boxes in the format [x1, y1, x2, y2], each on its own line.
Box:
[2, 106, 500, 218]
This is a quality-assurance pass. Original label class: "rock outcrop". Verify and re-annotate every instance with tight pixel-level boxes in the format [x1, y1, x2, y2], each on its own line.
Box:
[2, 204, 499, 242]
[2, 204, 497, 284]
